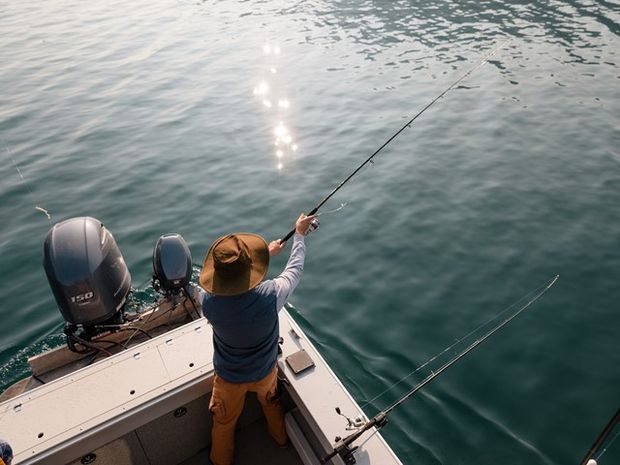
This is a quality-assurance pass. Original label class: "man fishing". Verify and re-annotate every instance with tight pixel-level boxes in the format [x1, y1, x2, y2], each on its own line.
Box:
[199, 213, 317, 465]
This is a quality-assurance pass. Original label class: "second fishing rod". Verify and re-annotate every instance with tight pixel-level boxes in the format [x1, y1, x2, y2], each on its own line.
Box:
[280, 39, 510, 242]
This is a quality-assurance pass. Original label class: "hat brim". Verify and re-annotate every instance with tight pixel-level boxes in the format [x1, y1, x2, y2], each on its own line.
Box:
[199, 233, 269, 296]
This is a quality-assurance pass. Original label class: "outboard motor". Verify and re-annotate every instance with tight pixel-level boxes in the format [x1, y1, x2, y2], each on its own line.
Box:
[152, 233, 192, 295]
[43, 217, 132, 332]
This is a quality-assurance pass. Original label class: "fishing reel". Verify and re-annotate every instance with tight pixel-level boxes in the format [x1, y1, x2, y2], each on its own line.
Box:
[324, 411, 388, 465]
[335, 407, 364, 431]
[307, 217, 320, 234]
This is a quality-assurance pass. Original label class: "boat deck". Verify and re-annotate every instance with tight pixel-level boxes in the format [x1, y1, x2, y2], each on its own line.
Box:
[1, 303, 402, 465]
[180, 416, 303, 465]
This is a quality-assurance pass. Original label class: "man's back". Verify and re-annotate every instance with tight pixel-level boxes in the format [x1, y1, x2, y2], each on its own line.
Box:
[202, 280, 279, 383]
[198, 213, 316, 465]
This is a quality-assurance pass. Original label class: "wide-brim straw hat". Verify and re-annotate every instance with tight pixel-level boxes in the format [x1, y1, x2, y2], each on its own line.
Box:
[199, 233, 269, 296]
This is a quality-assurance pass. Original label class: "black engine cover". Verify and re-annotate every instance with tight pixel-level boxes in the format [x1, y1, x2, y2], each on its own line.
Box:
[43, 217, 131, 326]
[153, 233, 192, 293]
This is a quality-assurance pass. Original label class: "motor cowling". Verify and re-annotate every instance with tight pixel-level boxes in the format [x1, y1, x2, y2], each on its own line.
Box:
[43, 217, 131, 327]
[153, 233, 192, 294]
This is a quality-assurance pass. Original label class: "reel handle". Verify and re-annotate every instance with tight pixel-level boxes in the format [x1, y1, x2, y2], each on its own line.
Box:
[280, 207, 319, 243]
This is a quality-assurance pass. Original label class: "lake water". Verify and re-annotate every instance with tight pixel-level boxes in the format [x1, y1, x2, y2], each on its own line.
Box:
[1, 0, 619, 463]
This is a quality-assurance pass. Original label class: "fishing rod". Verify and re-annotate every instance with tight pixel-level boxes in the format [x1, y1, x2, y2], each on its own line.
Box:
[580, 407, 620, 465]
[280, 39, 510, 243]
[321, 274, 559, 465]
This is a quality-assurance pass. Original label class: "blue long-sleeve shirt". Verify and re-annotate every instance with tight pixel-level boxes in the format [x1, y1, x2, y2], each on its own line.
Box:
[200, 234, 306, 382]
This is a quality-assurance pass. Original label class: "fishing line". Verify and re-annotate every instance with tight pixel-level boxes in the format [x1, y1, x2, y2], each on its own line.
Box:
[596, 428, 620, 461]
[317, 202, 347, 216]
[383, 275, 558, 415]
[4, 141, 52, 222]
[360, 275, 555, 410]
[321, 274, 558, 464]
[280, 39, 511, 243]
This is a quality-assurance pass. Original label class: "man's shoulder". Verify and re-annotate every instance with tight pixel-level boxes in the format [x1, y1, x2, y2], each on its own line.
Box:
[255, 280, 277, 295]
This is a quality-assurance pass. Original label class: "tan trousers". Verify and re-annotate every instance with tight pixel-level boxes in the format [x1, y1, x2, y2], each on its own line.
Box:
[209, 366, 287, 465]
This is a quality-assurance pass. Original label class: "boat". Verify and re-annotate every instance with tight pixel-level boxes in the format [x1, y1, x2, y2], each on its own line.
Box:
[0, 217, 403, 465]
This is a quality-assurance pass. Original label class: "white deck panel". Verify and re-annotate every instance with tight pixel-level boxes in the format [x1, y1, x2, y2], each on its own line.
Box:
[278, 311, 403, 465]
[1, 321, 215, 463]
[155, 323, 213, 380]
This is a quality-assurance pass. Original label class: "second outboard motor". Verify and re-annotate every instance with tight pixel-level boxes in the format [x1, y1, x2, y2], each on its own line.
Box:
[153, 233, 192, 294]
[43, 217, 132, 328]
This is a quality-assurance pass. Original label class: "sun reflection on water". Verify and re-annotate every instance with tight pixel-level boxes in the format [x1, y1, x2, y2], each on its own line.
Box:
[253, 43, 297, 173]
[253, 81, 269, 96]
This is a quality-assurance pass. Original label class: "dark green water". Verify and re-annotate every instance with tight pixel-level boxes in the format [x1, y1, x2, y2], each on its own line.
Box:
[1, 0, 619, 463]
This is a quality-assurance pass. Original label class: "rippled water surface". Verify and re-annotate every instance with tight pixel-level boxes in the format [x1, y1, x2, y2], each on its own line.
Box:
[1, 1, 619, 463]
